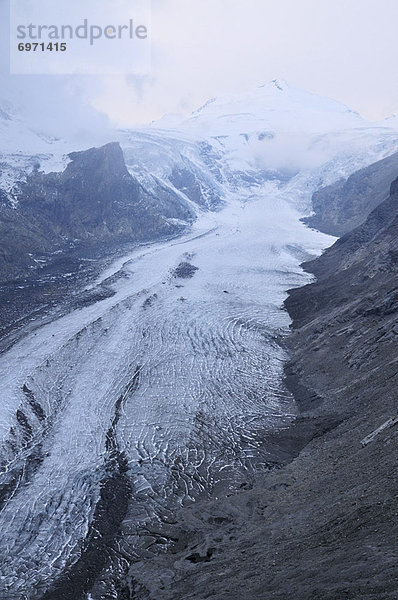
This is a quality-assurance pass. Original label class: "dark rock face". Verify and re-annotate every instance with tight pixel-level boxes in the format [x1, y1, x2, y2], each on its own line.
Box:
[169, 166, 220, 210]
[123, 176, 398, 600]
[303, 150, 398, 236]
[172, 261, 199, 279]
[288, 177, 398, 325]
[0, 142, 195, 283]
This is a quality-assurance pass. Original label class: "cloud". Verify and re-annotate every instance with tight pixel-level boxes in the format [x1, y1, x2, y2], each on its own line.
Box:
[0, 0, 111, 142]
[1, 0, 398, 130]
[92, 0, 398, 126]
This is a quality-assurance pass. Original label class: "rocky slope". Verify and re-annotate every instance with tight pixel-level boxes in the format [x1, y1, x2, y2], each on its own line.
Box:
[303, 150, 398, 235]
[122, 174, 398, 600]
[0, 142, 196, 283]
[0, 141, 206, 345]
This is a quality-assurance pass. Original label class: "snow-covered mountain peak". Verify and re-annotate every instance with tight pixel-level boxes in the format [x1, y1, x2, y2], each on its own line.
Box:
[141, 80, 398, 186]
[177, 79, 365, 138]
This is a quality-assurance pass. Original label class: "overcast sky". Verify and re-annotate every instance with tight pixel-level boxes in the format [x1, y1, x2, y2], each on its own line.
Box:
[1, 0, 398, 130]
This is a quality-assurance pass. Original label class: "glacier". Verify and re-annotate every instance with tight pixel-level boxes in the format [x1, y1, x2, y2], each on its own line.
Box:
[0, 80, 398, 598]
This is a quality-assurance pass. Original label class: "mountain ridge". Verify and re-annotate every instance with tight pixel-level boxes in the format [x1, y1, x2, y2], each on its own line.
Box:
[0, 141, 195, 284]
[303, 150, 398, 235]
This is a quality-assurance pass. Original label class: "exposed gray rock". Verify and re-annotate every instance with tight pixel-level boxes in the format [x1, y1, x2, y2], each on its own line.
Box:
[0, 142, 195, 284]
[303, 150, 398, 236]
[169, 166, 221, 210]
[172, 262, 199, 279]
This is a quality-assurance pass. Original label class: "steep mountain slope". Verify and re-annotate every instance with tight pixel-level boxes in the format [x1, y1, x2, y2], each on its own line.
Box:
[119, 131, 223, 212]
[0, 142, 195, 283]
[304, 150, 398, 235]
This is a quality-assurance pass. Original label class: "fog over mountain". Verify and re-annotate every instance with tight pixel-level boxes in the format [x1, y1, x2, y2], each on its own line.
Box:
[2, 0, 398, 128]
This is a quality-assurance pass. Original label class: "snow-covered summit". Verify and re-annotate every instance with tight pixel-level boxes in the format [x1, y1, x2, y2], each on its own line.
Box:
[165, 79, 365, 138]
[143, 80, 398, 184]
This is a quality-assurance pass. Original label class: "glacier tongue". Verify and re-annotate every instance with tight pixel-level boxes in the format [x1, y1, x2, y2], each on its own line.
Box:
[0, 187, 330, 598]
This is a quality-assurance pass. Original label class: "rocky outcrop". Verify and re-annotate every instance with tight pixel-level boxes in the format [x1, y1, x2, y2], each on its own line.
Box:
[303, 150, 398, 236]
[169, 165, 221, 210]
[122, 176, 398, 600]
[288, 176, 398, 324]
[0, 142, 195, 283]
